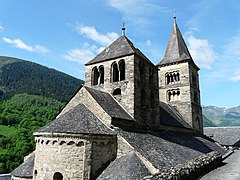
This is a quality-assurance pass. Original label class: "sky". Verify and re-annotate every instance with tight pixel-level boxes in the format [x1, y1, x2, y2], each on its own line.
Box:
[0, 0, 240, 108]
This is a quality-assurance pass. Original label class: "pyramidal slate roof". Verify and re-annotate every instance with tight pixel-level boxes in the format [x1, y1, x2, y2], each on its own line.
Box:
[97, 152, 151, 180]
[35, 103, 115, 135]
[157, 18, 198, 70]
[11, 154, 34, 178]
[85, 35, 150, 65]
[85, 86, 134, 121]
[159, 101, 192, 129]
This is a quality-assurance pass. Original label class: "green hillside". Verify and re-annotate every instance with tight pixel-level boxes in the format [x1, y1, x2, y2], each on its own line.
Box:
[0, 94, 64, 173]
[0, 56, 84, 102]
[0, 56, 84, 173]
[203, 105, 240, 127]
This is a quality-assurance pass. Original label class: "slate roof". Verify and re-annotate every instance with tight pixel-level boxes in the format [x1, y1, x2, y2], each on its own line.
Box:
[159, 101, 192, 129]
[85, 86, 134, 121]
[0, 174, 11, 180]
[117, 129, 225, 170]
[85, 35, 151, 65]
[97, 152, 151, 180]
[35, 103, 115, 135]
[157, 18, 199, 70]
[204, 127, 240, 147]
[11, 154, 34, 178]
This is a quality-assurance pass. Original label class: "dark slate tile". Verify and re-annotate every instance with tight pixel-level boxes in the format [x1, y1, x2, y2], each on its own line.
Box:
[204, 127, 240, 147]
[85, 36, 152, 65]
[117, 129, 225, 170]
[35, 103, 115, 135]
[11, 154, 34, 178]
[159, 101, 192, 129]
[97, 152, 150, 180]
[85, 87, 134, 122]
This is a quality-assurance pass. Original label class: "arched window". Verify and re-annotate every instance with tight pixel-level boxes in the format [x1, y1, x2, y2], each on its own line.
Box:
[53, 172, 63, 180]
[99, 66, 104, 84]
[112, 62, 119, 82]
[119, 60, 125, 81]
[92, 67, 99, 85]
[165, 71, 180, 84]
[113, 88, 121, 95]
[167, 89, 180, 102]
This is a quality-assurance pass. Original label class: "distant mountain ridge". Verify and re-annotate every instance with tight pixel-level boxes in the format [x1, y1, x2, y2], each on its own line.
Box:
[0, 56, 84, 102]
[202, 105, 240, 127]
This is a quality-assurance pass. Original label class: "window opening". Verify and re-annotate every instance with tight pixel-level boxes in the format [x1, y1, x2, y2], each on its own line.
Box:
[53, 172, 63, 180]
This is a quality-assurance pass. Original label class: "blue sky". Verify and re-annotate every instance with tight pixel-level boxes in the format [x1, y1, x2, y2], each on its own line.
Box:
[0, 0, 240, 108]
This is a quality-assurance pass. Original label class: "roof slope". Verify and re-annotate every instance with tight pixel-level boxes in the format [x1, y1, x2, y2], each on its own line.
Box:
[204, 127, 240, 147]
[97, 152, 150, 180]
[11, 154, 34, 178]
[85, 86, 134, 121]
[0, 174, 11, 180]
[35, 103, 115, 135]
[159, 101, 192, 129]
[85, 35, 150, 65]
[117, 129, 225, 170]
[157, 18, 198, 69]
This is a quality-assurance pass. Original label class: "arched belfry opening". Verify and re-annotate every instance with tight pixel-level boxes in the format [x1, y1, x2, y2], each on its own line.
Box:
[112, 62, 119, 82]
[119, 60, 125, 81]
[92, 67, 99, 85]
[53, 172, 63, 180]
[99, 65, 104, 84]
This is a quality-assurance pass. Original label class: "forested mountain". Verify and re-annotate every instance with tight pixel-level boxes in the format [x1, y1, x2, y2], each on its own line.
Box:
[203, 105, 240, 127]
[0, 56, 84, 102]
[0, 94, 64, 173]
[0, 56, 84, 173]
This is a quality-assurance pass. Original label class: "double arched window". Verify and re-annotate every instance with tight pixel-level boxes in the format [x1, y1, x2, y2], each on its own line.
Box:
[111, 60, 125, 82]
[167, 89, 181, 101]
[92, 66, 104, 86]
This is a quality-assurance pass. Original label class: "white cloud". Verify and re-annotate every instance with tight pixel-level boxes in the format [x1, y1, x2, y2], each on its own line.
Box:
[2, 37, 49, 54]
[0, 25, 4, 31]
[106, 0, 170, 26]
[76, 24, 119, 46]
[185, 33, 218, 69]
[224, 29, 240, 59]
[62, 43, 104, 64]
[229, 68, 240, 81]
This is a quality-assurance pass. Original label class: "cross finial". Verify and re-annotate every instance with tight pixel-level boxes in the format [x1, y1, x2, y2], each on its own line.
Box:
[173, 9, 176, 20]
[122, 21, 126, 36]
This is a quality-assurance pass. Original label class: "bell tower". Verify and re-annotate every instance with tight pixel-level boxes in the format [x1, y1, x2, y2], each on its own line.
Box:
[157, 17, 203, 134]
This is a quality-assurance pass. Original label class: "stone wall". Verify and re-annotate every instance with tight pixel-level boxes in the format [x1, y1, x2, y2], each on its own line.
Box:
[144, 151, 222, 180]
[158, 61, 203, 133]
[85, 55, 135, 119]
[34, 134, 117, 180]
[57, 87, 112, 126]
[134, 56, 160, 127]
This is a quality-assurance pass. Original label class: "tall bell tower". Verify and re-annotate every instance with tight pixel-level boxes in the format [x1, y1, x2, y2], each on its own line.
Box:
[157, 17, 203, 134]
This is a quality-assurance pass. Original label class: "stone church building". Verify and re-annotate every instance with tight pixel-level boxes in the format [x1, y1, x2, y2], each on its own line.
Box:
[11, 18, 225, 180]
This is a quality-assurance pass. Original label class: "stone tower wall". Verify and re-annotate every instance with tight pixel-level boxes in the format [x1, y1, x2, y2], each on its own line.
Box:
[158, 61, 203, 133]
[85, 55, 135, 118]
[133, 56, 160, 126]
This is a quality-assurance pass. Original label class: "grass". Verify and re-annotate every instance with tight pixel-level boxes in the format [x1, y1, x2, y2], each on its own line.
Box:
[0, 125, 17, 137]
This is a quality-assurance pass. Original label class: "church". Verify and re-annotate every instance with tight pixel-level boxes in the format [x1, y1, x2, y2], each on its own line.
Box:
[11, 17, 225, 180]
